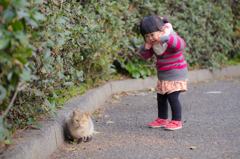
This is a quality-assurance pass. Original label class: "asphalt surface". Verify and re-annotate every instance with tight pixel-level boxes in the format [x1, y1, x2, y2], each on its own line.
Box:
[49, 76, 240, 159]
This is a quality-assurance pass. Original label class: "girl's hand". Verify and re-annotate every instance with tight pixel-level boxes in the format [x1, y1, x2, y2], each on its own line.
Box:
[158, 34, 163, 46]
[144, 43, 153, 50]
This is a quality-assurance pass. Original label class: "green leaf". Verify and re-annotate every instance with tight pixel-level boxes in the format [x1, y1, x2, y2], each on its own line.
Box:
[11, 73, 19, 87]
[57, 39, 65, 47]
[0, 38, 10, 50]
[26, 18, 38, 28]
[33, 12, 47, 21]
[93, 131, 100, 134]
[4, 8, 16, 21]
[58, 105, 67, 109]
[33, 0, 43, 5]
[56, 17, 66, 24]
[43, 49, 51, 60]
[139, 70, 146, 76]
[64, 82, 74, 86]
[128, 46, 135, 51]
[12, 0, 30, 8]
[46, 39, 54, 47]
[51, 100, 55, 109]
[30, 7, 39, 13]
[33, 89, 43, 96]
[132, 72, 140, 79]
[76, 70, 83, 77]
[65, 31, 72, 35]
[33, 123, 43, 129]
[44, 64, 53, 71]
[44, 98, 51, 107]
[2, 139, 12, 144]
[70, 141, 78, 144]
[15, 31, 29, 45]
[93, 15, 101, 20]
[0, 117, 3, 124]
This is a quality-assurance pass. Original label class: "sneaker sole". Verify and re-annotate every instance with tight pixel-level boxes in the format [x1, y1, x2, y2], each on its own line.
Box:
[149, 125, 167, 128]
[165, 126, 182, 131]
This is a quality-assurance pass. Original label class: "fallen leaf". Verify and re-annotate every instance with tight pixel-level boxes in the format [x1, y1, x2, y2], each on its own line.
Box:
[106, 121, 114, 124]
[97, 114, 103, 117]
[93, 131, 100, 134]
[93, 109, 101, 115]
[149, 87, 155, 92]
[114, 95, 120, 99]
[65, 147, 77, 151]
[125, 104, 129, 107]
[69, 141, 78, 145]
[190, 146, 196, 150]
[151, 95, 157, 98]
[105, 115, 109, 117]
[106, 99, 122, 104]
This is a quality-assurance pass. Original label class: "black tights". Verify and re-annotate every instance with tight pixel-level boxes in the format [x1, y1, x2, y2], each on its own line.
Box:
[157, 91, 182, 121]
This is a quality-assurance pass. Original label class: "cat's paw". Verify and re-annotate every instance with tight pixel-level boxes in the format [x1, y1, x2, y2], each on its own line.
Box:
[78, 137, 84, 143]
[85, 136, 92, 142]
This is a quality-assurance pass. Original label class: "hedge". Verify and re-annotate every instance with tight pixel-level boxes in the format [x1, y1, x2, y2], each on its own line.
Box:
[0, 0, 239, 143]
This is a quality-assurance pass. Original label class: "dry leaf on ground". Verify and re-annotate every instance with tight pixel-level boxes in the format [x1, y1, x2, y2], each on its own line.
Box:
[93, 131, 100, 134]
[190, 146, 196, 150]
[151, 95, 157, 98]
[65, 147, 77, 151]
[106, 99, 122, 104]
[106, 121, 114, 124]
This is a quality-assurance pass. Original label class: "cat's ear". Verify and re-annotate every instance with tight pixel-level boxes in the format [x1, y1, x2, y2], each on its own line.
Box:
[85, 111, 89, 118]
[73, 110, 77, 116]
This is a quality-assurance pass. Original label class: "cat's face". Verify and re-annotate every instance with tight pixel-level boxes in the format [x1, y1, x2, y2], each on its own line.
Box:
[72, 110, 89, 127]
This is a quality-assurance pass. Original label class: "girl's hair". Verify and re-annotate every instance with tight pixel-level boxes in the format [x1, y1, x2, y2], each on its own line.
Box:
[140, 14, 171, 37]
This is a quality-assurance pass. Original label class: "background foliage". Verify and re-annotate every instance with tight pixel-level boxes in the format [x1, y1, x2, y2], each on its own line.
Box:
[0, 0, 239, 143]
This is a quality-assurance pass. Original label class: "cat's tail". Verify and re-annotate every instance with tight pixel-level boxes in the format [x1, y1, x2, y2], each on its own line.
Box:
[64, 118, 73, 141]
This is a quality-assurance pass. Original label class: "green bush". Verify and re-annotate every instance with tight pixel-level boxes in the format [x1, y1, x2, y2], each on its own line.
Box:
[0, 0, 239, 143]
[229, 0, 240, 61]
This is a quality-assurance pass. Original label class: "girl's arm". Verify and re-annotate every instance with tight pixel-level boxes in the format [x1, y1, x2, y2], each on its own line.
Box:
[160, 34, 185, 51]
[139, 43, 154, 59]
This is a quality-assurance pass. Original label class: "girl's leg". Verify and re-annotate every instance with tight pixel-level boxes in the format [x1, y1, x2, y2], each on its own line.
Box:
[149, 93, 169, 128]
[167, 91, 181, 121]
[157, 93, 168, 119]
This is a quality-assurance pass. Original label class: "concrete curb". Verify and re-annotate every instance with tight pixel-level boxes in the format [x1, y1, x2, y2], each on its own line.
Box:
[1, 65, 240, 159]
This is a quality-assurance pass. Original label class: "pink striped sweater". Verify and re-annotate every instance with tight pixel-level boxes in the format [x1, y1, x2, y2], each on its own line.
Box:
[140, 31, 188, 81]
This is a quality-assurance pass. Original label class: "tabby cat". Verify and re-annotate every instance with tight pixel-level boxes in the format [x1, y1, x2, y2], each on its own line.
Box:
[67, 109, 94, 143]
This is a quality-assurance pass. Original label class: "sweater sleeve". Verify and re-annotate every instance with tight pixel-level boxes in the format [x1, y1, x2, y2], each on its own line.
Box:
[160, 34, 185, 51]
[139, 44, 154, 59]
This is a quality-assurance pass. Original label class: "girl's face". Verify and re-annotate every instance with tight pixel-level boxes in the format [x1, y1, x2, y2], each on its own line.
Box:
[144, 26, 166, 45]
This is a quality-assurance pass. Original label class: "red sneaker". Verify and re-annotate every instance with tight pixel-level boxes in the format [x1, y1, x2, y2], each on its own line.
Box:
[165, 120, 182, 130]
[149, 118, 169, 128]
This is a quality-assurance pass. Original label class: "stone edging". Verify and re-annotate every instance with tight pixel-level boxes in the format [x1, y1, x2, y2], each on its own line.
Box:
[1, 65, 240, 159]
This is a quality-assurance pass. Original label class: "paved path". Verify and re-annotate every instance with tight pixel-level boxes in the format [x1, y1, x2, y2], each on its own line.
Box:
[49, 76, 240, 159]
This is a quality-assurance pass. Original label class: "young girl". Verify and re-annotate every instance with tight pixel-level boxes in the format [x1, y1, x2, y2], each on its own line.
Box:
[139, 14, 188, 131]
